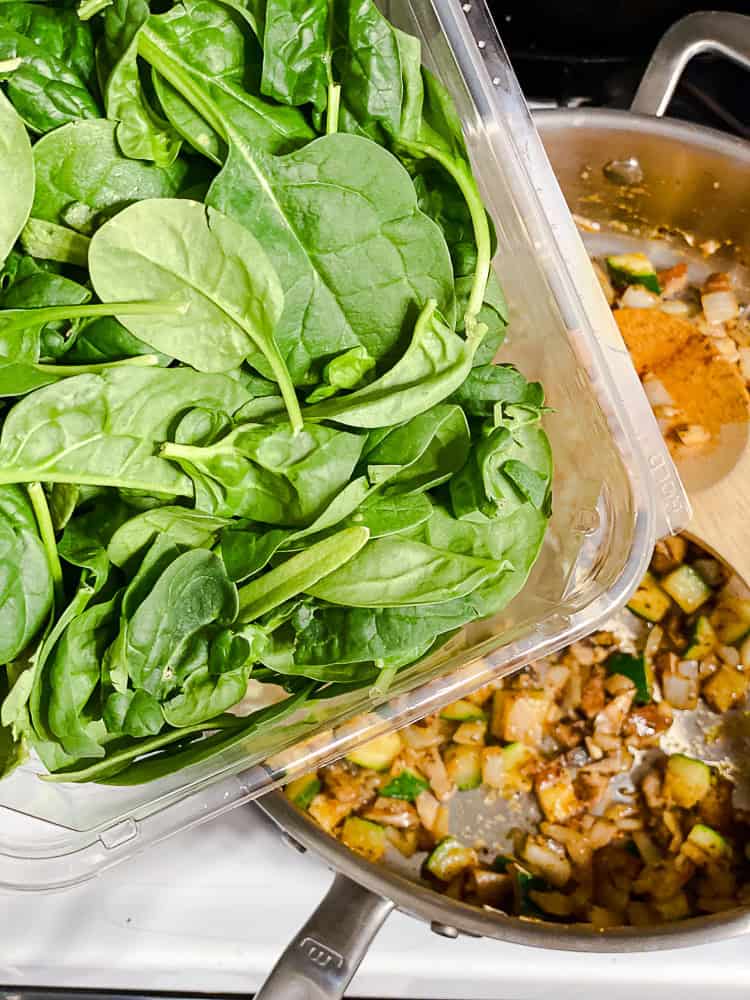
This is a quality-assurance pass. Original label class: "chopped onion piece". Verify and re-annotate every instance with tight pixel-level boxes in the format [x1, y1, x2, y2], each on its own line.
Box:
[702, 289, 739, 325]
[621, 284, 661, 309]
[660, 299, 690, 316]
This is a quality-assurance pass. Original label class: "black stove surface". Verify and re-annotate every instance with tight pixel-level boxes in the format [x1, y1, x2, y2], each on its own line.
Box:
[491, 2, 750, 138]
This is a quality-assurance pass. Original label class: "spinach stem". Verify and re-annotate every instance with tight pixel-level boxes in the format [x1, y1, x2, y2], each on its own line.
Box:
[401, 140, 491, 333]
[326, 84, 341, 135]
[27, 483, 63, 606]
[77, 0, 112, 19]
[139, 30, 228, 142]
[35, 355, 160, 376]
[2, 300, 187, 332]
[371, 659, 397, 695]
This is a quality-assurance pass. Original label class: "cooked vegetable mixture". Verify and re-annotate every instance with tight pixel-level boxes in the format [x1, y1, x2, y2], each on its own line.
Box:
[0, 1, 552, 784]
[594, 253, 750, 453]
[290, 537, 750, 926]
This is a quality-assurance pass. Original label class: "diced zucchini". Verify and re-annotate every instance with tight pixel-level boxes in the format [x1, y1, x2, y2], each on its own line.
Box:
[722, 596, 750, 624]
[663, 754, 712, 809]
[605, 651, 652, 704]
[534, 761, 580, 823]
[285, 773, 321, 810]
[661, 565, 712, 613]
[710, 606, 750, 645]
[346, 731, 402, 771]
[627, 572, 671, 622]
[685, 615, 717, 659]
[425, 837, 478, 881]
[440, 699, 486, 722]
[703, 664, 750, 713]
[606, 252, 661, 294]
[341, 816, 387, 862]
[467, 867, 513, 907]
[380, 769, 428, 801]
[481, 742, 535, 794]
[444, 744, 481, 790]
[686, 823, 730, 861]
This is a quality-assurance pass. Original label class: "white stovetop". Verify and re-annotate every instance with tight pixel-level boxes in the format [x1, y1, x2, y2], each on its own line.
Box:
[0, 806, 748, 999]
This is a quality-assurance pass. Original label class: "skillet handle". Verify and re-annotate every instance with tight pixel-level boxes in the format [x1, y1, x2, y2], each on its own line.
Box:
[631, 11, 750, 117]
[254, 871, 394, 1000]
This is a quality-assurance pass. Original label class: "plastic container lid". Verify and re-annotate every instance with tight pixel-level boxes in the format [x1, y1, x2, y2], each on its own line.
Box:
[0, 0, 688, 890]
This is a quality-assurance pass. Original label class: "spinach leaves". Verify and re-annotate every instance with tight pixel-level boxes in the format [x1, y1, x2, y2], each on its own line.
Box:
[0, 0, 553, 786]
[0, 92, 34, 269]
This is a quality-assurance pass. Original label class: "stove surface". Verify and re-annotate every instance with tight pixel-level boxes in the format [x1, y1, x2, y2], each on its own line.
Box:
[0, 806, 748, 999]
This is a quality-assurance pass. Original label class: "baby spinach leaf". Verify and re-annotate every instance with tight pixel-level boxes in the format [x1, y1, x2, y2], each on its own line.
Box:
[108, 506, 229, 568]
[162, 422, 365, 525]
[346, 493, 432, 539]
[451, 363, 544, 419]
[0, 367, 252, 494]
[260, 0, 331, 114]
[99, 0, 182, 167]
[0, 2, 100, 132]
[0, 484, 54, 664]
[47, 594, 120, 759]
[89, 198, 302, 431]
[237, 525, 369, 622]
[207, 132, 455, 385]
[291, 594, 476, 667]
[305, 346, 375, 405]
[103, 688, 164, 737]
[0, 270, 91, 361]
[366, 404, 470, 493]
[141, 0, 314, 163]
[162, 658, 251, 727]
[19, 219, 90, 269]
[31, 120, 188, 233]
[0, 91, 33, 268]
[308, 534, 502, 607]
[0, 672, 26, 778]
[304, 300, 480, 428]
[450, 421, 552, 523]
[114, 548, 238, 698]
[47, 483, 79, 533]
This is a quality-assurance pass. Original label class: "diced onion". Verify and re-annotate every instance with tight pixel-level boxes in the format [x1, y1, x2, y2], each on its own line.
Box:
[662, 672, 694, 709]
[621, 285, 661, 309]
[642, 374, 673, 408]
[702, 289, 739, 325]
[660, 299, 691, 316]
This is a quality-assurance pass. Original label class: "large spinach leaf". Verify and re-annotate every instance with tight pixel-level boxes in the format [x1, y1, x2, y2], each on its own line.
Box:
[0, 485, 53, 664]
[0, 3, 100, 132]
[31, 120, 187, 233]
[141, 0, 314, 163]
[89, 198, 302, 431]
[98, 0, 182, 166]
[0, 91, 33, 268]
[0, 367, 252, 494]
[207, 132, 455, 384]
[161, 422, 364, 524]
[304, 300, 480, 428]
[110, 548, 238, 698]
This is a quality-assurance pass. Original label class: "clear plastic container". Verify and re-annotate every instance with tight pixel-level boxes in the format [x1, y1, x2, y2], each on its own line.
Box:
[0, 0, 689, 890]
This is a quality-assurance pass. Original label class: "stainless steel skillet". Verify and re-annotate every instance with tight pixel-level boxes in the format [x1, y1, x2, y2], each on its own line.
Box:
[252, 13, 750, 998]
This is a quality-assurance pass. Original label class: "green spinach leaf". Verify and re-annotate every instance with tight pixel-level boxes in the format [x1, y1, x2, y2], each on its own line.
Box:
[89, 198, 302, 430]
[32, 120, 187, 233]
[0, 90, 33, 268]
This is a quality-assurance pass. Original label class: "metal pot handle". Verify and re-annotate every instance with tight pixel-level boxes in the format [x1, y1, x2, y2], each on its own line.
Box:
[254, 871, 394, 1000]
[631, 11, 750, 116]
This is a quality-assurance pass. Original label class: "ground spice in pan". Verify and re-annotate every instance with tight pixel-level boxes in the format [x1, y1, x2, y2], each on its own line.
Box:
[614, 308, 749, 451]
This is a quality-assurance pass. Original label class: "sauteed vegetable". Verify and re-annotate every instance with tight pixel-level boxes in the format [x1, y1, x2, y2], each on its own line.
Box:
[292, 537, 750, 927]
[0, 0, 552, 783]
